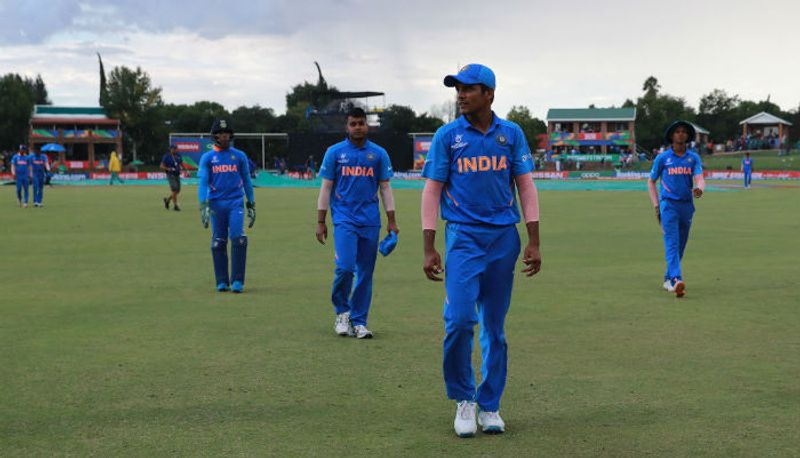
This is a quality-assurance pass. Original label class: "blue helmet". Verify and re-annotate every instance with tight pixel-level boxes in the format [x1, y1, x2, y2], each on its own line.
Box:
[210, 119, 234, 138]
[664, 120, 696, 144]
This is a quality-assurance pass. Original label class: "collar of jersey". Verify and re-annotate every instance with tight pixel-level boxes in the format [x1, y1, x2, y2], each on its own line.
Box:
[665, 147, 690, 160]
[457, 112, 501, 134]
[345, 138, 369, 150]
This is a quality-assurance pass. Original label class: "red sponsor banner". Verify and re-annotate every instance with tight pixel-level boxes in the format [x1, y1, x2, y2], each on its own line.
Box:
[533, 171, 569, 179]
[174, 141, 201, 153]
[704, 170, 800, 180]
[90, 172, 190, 180]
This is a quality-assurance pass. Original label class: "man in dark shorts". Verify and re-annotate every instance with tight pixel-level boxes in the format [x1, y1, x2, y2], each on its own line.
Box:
[160, 144, 183, 211]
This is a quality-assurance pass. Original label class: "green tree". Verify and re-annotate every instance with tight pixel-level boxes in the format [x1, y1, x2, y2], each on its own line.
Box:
[634, 77, 695, 149]
[104, 66, 166, 162]
[97, 53, 109, 107]
[0, 73, 51, 150]
[379, 104, 443, 134]
[696, 89, 740, 142]
[161, 101, 229, 134]
[230, 105, 277, 133]
[506, 105, 547, 149]
[31, 74, 50, 105]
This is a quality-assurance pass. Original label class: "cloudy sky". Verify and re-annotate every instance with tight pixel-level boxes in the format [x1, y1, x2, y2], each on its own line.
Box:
[2, 0, 798, 120]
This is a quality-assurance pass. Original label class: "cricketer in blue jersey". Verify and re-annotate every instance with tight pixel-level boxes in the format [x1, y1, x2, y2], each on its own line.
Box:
[648, 120, 705, 298]
[316, 107, 399, 340]
[197, 119, 256, 293]
[420, 64, 542, 437]
[11, 144, 32, 208]
[30, 149, 50, 207]
[741, 152, 753, 189]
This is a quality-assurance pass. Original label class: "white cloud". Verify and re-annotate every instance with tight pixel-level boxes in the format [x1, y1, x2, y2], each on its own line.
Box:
[1, 0, 798, 119]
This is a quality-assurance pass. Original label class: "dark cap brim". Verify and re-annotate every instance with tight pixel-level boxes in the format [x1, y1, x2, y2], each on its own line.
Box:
[444, 74, 480, 87]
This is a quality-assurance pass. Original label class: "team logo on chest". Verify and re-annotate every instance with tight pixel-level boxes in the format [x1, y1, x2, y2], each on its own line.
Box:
[451, 134, 469, 149]
[366, 152, 377, 162]
[457, 155, 508, 173]
[341, 166, 374, 177]
[496, 134, 508, 146]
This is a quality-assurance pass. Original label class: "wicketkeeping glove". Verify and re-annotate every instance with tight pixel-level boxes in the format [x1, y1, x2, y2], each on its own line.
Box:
[246, 201, 256, 228]
[200, 201, 210, 229]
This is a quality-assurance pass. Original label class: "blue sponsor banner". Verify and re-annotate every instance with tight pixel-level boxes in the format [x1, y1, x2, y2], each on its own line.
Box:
[170, 137, 215, 169]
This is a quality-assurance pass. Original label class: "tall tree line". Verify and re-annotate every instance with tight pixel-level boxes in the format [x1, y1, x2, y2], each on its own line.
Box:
[2, 67, 798, 160]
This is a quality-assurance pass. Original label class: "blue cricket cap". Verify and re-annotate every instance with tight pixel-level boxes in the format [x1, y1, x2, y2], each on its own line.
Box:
[379, 231, 398, 257]
[19, 144, 28, 151]
[444, 64, 496, 89]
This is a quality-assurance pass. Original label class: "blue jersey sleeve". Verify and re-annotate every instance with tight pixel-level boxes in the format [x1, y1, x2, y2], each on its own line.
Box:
[319, 148, 336, 180]
[510, 125, 534, 176]
[421, 129, 450, 182]
[238, 152, 255, 202]
[198, 154, 210, 203]
[160, 154, 169, 167]
[649, 154, 664, 181]
[692, 153, 703, 175]
[378, 148, 393, 181]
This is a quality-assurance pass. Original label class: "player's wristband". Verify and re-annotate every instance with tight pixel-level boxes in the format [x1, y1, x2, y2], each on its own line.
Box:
[317, 221, 325, 224]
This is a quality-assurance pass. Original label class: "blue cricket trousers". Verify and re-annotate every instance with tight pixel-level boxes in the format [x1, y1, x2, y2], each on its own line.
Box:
[442, 222, 520, 412]
[16, 176, 30, 203]
[331, 222, 380, 327]
[660, 199, 694, 281]
[32, 175, 45, 204]
[210, 198, 245, 240]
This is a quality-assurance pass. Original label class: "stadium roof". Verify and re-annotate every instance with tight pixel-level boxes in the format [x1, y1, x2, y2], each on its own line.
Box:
[31, 105, 119, 125]
[739, 111, 792, 126]
[318, 91, 385, 99]
[690, 122, 709, 135]
[547, 107, 636, 122]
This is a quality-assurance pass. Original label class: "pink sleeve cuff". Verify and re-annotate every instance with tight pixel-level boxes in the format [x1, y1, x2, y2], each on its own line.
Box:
[694, 174, 706, 192]
[515, 173, 540, 222]
[421, 179, 443, 230]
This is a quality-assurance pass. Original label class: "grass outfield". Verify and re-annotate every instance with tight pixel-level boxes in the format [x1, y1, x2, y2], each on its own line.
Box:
[1, 184, 798, 456]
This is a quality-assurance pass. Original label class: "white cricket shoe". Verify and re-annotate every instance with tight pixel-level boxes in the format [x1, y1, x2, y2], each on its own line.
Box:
[353, 325, 373, 339]
[663, 280, 675, 292]
[454, 401, 477, 438]
[478, 409, 505, 434]
[334, 312, 353, 336]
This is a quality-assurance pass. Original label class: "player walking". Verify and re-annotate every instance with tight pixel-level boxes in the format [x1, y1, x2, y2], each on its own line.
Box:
[648, 120, 705, 298]
[741, 152, 753, 189]
[11, 144, 31, 208]
[197, 119, 256, 293]
[30, 148, 50, 207]
[315, 107, 398, 339]
[160, 144, 183, 211]
[420, 64, 542, 437]
[108, 151, 124, 185]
